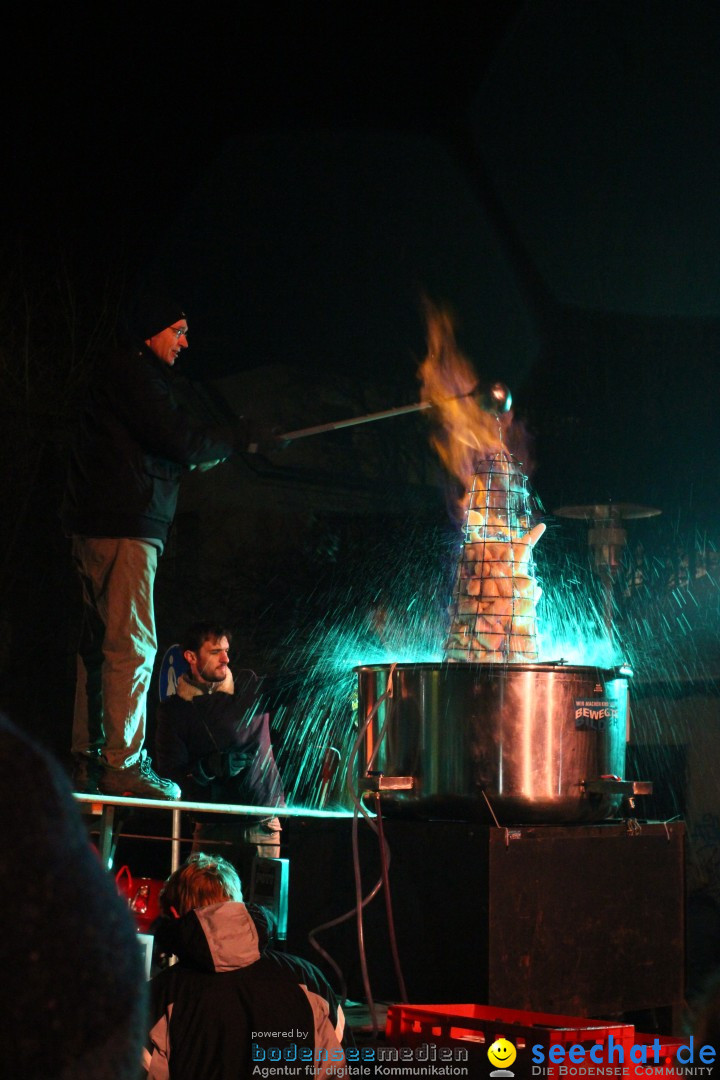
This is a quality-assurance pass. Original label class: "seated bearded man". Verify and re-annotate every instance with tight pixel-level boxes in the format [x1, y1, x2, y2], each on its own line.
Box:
[155, 622, 285, 868]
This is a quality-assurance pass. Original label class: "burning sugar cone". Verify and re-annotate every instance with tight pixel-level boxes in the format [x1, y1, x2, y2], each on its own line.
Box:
[416, 300, 545, 664]
[445, 451, 545, 664]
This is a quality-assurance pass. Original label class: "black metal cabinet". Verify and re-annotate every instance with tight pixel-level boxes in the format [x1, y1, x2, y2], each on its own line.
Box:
[283, 819, 684, 1023]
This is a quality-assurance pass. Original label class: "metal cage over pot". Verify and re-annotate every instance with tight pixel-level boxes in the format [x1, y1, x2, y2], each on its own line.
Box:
[445, 450, 544, 664]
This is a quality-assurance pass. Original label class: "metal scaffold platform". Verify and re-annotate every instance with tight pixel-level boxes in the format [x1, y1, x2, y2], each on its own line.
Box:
[73, 793, 353, 872]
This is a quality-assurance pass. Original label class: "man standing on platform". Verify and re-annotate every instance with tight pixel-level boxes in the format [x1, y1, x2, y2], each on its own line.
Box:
[155, 621, 285, 867]
[62, 299, 246, 800]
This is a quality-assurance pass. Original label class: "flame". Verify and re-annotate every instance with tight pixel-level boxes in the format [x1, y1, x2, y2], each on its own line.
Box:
[418, 301, 544, 664]
[418, 302, 505, 490]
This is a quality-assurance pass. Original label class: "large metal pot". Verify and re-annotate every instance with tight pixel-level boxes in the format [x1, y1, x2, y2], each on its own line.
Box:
[355, 662, 634, 823]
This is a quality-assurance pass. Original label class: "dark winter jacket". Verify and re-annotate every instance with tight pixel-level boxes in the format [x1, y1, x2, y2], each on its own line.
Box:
[61, 345, 238, 545]
[155, 671, 285, 809]
[143, 901, 345, 1079]
[0, 715, 146, 1080]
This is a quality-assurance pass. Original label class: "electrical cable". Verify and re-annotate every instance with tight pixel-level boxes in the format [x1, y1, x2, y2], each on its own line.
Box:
[306, 679, 390, 991]
[306, 664, 398, 1034]
[351, 800, 376, 1034]
[345, 665, 399, 1036]
[306, 674, 390, 982]
[374, 794, 408, 1003]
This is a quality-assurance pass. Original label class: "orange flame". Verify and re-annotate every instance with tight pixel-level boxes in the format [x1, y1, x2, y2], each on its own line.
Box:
[418, 303, 505, 490]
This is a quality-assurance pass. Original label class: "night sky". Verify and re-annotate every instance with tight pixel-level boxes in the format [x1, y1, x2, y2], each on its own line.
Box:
[4, 5, 516, 271]
[5, 2, 720, 569]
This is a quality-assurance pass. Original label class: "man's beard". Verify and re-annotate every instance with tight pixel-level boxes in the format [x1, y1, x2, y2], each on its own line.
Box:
[200, 669, 225, 683]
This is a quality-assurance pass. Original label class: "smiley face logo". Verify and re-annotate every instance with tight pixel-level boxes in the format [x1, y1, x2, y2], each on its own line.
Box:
[488, 1037, 517, 1071]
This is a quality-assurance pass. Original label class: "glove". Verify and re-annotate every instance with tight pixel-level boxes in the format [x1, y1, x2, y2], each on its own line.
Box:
[225, 746, 258, 776]
[195, 747, 257, 782]
[188, 458, 227, 473]
[193, 751, 225, 784]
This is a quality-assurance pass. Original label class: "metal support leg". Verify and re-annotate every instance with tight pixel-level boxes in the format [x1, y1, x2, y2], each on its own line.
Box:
[171, 808, 182, 873]
[99, 803, 116, 870]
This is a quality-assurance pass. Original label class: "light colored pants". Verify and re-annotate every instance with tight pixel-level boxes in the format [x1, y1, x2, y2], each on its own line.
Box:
[192, 816, 283, 862]
[71, 537, 158, 769]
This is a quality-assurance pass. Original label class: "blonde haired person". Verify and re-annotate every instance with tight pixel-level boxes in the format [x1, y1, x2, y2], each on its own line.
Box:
[159, 851, 243, 915]
[143, 854, 345, 1079]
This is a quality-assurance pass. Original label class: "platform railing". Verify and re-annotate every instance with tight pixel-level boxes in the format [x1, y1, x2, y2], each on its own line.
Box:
[73, 794, 353, 872]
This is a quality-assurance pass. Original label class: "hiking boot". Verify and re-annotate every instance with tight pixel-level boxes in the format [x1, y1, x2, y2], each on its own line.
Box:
[99, 754, 181, 801]
[71, 751, 103, 795]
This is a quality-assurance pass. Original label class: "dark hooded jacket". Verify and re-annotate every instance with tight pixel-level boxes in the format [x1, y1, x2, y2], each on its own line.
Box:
[144, 901, 345, 1079]
[155, 669, 285, 808]
[61, 345, 238, 545]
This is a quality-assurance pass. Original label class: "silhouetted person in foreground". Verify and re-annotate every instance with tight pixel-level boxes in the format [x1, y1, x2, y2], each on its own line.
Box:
[0, 715, 146, 1079]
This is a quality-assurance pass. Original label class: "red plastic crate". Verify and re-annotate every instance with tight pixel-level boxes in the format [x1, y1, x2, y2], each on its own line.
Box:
[385, 1003, 634, 1076]
[629, 1034, 687, 1076]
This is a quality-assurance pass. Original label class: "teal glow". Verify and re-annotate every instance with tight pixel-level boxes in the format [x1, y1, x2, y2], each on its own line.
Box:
[270, 528, 450, 807]
[272, 597, 446, 807]
[535, 577, 624, 668]
[533, 540, 627, 667]
[271, 526, 655, 808]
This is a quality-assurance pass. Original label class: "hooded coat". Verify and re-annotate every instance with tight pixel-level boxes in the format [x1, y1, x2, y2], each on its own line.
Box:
[144, 901, 345, 1079]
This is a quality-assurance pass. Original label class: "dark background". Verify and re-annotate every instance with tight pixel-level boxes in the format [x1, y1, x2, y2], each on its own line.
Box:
[2, 1, 720, 755]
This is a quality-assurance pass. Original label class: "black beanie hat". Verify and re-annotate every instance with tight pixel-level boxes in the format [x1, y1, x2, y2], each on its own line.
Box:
[125, 294, 186, 344]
